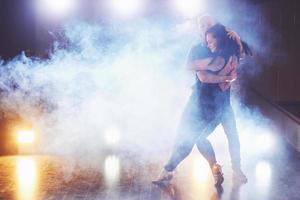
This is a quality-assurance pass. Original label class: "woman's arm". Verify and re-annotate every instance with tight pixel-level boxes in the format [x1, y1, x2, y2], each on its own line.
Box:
[197, 70, 236, 83]
[187, 56, 225, 71]
[219, 69, 237, 91]
[217, 56, 236, 75]
[218, 56, 238, 91]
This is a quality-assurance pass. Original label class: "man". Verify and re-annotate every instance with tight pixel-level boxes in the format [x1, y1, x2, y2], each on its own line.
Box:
[153, 16, 247, 187]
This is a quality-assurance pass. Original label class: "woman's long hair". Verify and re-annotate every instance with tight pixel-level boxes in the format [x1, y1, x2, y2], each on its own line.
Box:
[205, 23, 252, 61]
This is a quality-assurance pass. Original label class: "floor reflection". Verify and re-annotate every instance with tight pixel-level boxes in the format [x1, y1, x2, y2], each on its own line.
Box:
[16, 157, 38, 200]
[0, 140, 299, 200]
[104, 155, 120, 188]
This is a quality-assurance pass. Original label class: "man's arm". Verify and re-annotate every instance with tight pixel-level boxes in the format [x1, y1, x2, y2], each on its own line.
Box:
[226, 29, 245, 58]
[187, 56, 225, 72]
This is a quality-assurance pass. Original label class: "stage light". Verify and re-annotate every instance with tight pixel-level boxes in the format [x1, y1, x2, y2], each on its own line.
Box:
[257, 133, 275, 152]
[171, 0, 206, 18]
[240, 130, 276, 155]
[17, 130, 35, 144]
[255, 161, 272, 187]
[35, 0, 78, 19]
[107, 0, 145, 18]
[104, 127, 121, 146]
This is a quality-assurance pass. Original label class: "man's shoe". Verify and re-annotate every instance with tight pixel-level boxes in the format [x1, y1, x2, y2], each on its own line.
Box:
[152, 169, 174, 186]
[233, 169, 247, 184]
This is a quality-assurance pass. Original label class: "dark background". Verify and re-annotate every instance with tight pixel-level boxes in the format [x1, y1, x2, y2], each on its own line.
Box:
[0, 0, 299, 154]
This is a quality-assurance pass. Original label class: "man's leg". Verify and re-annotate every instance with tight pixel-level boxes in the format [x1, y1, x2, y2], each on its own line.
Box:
[153, 122, 202, 185]
[153, 93, 204, 183]
[221, 106, 247, 183]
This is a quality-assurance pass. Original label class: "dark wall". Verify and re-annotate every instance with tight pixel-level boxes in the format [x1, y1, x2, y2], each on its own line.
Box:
[250, 0, 300, 101]
[0, 0, 36, 59]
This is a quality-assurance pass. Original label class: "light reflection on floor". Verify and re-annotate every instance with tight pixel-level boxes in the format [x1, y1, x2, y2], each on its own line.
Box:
[0, 135, 299, 200]
[104, 155, 120, 188]
[16, 157, 38, 200]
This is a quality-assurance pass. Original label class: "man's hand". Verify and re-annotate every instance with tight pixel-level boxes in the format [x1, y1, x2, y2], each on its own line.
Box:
[226, 28, 244, 58]
[226, 29, 240, 41]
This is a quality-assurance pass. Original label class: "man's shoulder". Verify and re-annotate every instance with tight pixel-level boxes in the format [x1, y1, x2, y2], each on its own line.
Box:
[188, 42, 212, 60]
[191, 43, 207, 51]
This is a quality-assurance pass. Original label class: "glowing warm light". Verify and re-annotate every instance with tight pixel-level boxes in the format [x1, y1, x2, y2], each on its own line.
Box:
[192, 159, 210, 183]
[172, 0, 206, 18]
[257, 133, 275, 152]
[36, 0, 78, 19]
[189, 156, 212, 198]
[104, 155, 120, 187]
[108, 0, 145, 18]
[241, 131, 276, 155]
[255, 161, 272, 187]
[17, 130, 35, 144]
[17, 158, 37, 200]
[104, 127, 121, 146]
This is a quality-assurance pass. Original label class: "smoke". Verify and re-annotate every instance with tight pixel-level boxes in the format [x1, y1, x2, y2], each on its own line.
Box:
[203, 0, 285, 80]
[0, 19, 197, 159]
[0, 1, 278, 164]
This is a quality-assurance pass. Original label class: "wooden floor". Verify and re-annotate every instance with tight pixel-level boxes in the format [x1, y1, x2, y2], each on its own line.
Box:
[0, 136, 299, 200]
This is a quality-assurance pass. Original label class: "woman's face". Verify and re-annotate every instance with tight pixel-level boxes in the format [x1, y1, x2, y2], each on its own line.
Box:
[206, 33, 218, 53]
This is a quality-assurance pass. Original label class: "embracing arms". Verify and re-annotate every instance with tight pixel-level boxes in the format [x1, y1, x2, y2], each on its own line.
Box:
[187, 56, 225, 72]
[188, 56, 237, 86]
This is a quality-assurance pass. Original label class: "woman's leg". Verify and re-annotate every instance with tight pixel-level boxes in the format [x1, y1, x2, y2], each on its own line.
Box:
[195, 118, 225, 186]
[195, 119, 220, 168]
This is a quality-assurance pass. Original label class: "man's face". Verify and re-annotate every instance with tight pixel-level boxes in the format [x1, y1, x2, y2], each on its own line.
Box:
[198, 16, 216, 34]
[206, 33, 217, 53]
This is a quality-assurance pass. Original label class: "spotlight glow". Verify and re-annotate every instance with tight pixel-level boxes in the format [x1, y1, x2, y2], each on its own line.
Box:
[240, 130, 276, 154]
[36, 0, 78, 19]
[192, 159, 210, 183]
[17, 130, 35, 144]
[255, 161, 272, 187]
[257, 133, 275, 152]
[172, 0, 206, 18]
[108, 0, 145, 18]
[104, 127, 121, 146]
